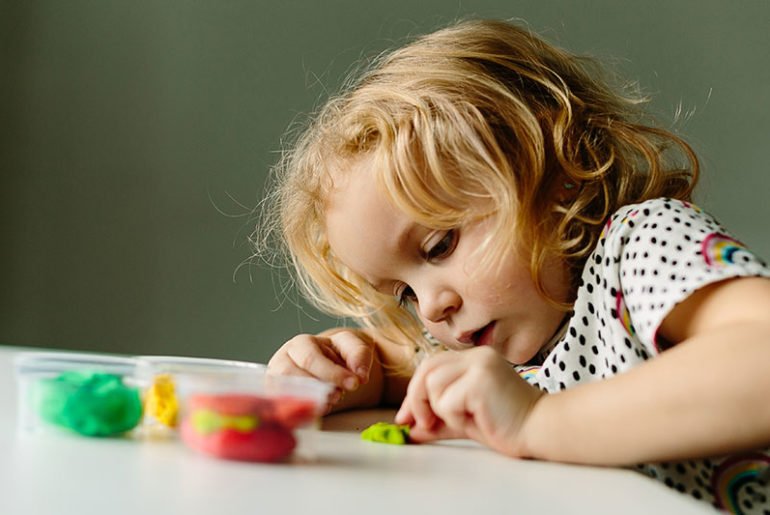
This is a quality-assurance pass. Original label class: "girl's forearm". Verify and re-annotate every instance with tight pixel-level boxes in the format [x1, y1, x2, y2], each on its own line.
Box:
[519, 321, 770, 465]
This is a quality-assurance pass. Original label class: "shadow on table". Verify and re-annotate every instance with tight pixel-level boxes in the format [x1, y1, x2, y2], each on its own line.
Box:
[321, 408, 398, 433]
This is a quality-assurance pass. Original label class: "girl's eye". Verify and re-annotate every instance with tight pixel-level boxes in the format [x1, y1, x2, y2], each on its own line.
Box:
[425, 229, 458, 262]
[397, 285, 416, 307]
[394, 229, 457, 308]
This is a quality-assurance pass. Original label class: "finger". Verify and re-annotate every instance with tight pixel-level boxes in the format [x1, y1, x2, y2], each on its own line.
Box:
[285, 336, 359, 390]
[394, 406, 414, 426]
[396, 358, 446, 431]
[423, 361, 467, 432]
[395, 381, 437, 430]
[267, 347, 318, 377]
[318, 341, 347, 366]
[327, 386, 344, 404]
[329, 331, 375, 383]
[267, 359, 316, 379]
[404, 371, 469, 443]
[407, 421, 465, 443]
[397, 351, 470, 436]
[268, 350, 341, 405]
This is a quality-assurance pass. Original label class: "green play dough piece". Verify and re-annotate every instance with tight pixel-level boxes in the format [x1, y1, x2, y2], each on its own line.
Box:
[33, 370, 143, 437]
[191, 409, 259, 435]
[360, 422, 410, 445]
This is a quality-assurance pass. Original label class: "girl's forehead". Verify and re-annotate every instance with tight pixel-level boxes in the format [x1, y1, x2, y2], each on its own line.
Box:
[326, 159, 405, 234]
[325, 154, 375, 209]
[325, 162, 419, 282]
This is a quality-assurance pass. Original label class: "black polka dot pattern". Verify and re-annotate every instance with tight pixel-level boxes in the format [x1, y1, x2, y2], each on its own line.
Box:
[516, 198, 770, 513]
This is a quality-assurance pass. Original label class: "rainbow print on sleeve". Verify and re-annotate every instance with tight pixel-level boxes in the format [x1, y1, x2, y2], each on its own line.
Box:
[702, 233, 748, 267]
[615, 291, 635, 337]
[713, 453, 770, 513]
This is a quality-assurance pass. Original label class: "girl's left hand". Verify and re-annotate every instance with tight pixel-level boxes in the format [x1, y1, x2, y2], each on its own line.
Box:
[394, 346, 545, 456]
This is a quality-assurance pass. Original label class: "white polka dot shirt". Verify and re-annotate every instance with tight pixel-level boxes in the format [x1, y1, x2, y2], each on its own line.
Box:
[520, 198, 770, 513]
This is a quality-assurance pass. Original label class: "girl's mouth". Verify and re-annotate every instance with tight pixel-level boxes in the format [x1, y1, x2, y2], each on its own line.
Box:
[472, 321, 496, 347]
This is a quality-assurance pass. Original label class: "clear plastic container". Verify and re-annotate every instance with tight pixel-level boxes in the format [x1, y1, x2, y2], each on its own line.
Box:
[14, 351, 142, 437]
[134, 355, 266, 437]
[14, 351, 333, 462]
[171, 366, 332, 462]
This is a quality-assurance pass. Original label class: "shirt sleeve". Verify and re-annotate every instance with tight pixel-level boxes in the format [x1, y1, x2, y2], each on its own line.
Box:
[602, 198, 770, 352]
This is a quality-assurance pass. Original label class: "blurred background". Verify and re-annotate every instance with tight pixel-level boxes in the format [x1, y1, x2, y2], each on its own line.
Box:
[2, 0, 769, 362]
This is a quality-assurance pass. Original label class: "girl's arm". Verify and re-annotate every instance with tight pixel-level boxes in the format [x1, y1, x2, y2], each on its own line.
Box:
[519, 276, 770, 465]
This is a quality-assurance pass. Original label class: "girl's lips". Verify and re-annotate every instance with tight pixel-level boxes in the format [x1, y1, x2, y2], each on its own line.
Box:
[473, 321, 496, 347]
[456, 321, 497, 346]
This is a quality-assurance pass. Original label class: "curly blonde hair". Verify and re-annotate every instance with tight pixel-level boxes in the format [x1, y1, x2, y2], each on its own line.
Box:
[255, 19, 698, 354]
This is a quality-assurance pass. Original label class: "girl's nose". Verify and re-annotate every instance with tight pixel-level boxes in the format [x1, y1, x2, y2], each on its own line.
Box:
[417, 286, 461, 323]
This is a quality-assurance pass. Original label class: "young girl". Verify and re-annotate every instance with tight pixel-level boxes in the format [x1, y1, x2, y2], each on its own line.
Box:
[257, 19, 770, 513]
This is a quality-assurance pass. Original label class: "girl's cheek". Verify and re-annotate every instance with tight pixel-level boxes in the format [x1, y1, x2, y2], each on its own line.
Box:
[479, 287, 504, 304]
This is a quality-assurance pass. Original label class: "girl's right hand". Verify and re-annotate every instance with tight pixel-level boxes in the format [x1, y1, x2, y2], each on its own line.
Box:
[267, 329, 376, 411]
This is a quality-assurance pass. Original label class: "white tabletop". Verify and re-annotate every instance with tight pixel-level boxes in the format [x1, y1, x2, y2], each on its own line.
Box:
[0, 347, 710, 515]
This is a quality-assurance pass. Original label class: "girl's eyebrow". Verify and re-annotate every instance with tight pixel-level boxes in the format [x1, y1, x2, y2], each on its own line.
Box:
[395, 223, 419, 253]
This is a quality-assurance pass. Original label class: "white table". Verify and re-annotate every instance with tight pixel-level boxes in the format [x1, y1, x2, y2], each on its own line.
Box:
[0, 347, 710, 514]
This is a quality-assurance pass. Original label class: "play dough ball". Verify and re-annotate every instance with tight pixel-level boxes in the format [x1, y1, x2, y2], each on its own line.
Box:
[361, 422, 411, 444]
[181, 418, 296, 462]
[34, 371, 143, 437]
[180, 393, 317, 462]
[144, 374, 179, 428]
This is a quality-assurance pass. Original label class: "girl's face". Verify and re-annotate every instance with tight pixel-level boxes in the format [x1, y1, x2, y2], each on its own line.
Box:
[325, 158, 570, 364]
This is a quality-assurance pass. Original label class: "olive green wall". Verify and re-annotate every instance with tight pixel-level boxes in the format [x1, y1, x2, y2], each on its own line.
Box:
[2, 1, 768, 362]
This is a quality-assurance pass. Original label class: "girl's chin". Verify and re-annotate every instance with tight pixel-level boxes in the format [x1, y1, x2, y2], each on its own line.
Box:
[498, 340, 541, 365]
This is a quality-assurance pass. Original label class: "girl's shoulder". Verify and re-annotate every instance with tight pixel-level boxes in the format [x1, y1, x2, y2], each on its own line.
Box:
[604, 197, 709, 233]
[597, 196, 769, 290]
[598, 197, 748, 261]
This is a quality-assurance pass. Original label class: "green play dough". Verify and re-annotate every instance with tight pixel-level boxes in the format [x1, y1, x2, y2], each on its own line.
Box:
[33, 371, 143, 437]
[191, 409, 259, 435]
[360, 422, 410, 445]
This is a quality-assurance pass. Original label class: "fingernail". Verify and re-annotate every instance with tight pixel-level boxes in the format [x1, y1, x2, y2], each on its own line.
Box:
[343, 376, 359, 390]
[356, 366, 369, 380]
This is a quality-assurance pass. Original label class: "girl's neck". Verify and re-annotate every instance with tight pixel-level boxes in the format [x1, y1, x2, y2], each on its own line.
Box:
[536, 312, 571, 362]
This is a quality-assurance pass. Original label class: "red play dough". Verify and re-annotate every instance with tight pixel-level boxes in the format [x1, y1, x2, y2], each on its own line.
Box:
[271, 397, 317, 428]
[181, 419, 296, 462]
[181, 393, 318, 462]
